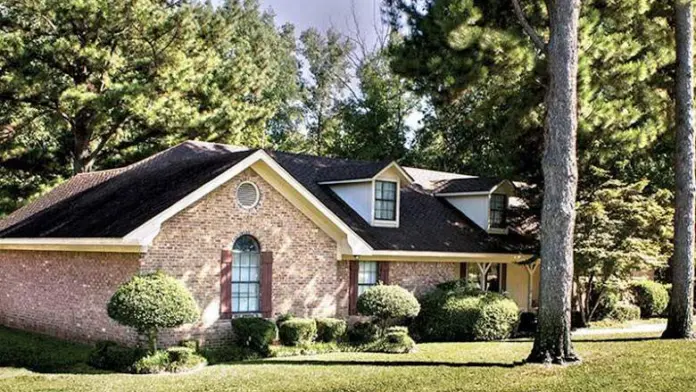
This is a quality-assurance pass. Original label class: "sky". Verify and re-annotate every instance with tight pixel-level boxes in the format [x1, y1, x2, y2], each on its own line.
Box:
[259, 0, 383, 46]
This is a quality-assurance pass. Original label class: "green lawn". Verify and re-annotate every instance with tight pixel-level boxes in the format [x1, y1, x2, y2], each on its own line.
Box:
[1, 326, 695, 392]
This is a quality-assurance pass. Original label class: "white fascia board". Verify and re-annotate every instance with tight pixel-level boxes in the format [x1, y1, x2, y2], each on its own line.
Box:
[124, 150, 373, 254]
[352, 250, 534, 263]
[317, 178, 372, 185]
[435, 191, 493, 197]
[0, 238, 146, 253]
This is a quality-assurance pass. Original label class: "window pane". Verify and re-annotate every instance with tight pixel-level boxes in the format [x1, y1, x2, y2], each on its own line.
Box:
[358, 261, 378, 285]
[233, 235, 260, 252]
[231, 238, 261, 313]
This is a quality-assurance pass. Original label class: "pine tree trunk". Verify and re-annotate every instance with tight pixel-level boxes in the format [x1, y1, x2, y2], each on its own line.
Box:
[527, 0, 582, 364]
[664, 0, 695, 340]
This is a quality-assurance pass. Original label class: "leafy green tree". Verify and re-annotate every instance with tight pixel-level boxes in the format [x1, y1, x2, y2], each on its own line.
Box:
[331, 49, 417, 161]
[298, 28, 353, 155]
[387, 0, 674, 189]
[574, 177, 673, 323]
[0, 0, 300, 215]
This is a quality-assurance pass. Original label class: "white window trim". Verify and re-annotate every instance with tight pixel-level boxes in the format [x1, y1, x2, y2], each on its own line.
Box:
[236, 181, 260, 209]
[486, 193, 509, 234]
[370, 178, 400, 228]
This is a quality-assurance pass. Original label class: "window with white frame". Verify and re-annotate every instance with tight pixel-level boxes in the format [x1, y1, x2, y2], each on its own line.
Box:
[358, 261, 379, 296]
[232, 235, 261, 313]
[374, 181, 397, 221]
[489, 194, 507, 229]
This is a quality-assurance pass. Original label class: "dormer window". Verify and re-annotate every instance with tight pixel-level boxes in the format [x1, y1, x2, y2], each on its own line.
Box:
[374, 180, 397, 221]
[489, 194, 507, 229]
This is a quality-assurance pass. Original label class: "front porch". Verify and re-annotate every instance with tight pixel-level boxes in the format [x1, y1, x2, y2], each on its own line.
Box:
[459, 260, 540, 312]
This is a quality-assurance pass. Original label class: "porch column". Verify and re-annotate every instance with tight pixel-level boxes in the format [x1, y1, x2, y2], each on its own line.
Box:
[525, 261, 539, 310]
[476, 262, 492, 291]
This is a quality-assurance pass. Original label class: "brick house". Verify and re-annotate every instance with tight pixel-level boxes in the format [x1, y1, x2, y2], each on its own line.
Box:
[0, 141, 539, 347]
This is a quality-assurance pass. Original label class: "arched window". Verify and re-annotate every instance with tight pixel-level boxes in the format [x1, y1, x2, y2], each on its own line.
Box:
[232, 235, 261, 313]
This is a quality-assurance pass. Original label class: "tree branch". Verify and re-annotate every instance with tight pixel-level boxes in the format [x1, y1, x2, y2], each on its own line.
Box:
[511, 0, 547, 53]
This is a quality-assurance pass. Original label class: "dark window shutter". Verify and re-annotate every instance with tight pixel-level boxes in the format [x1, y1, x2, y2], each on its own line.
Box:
[349, 260, 359, 315]
[260, 251, 273, 318]
[460, 263, 468, 280]
[220, 249, 233, 318]
[379, 262, 390, 284]
[501, 264, 508, 292]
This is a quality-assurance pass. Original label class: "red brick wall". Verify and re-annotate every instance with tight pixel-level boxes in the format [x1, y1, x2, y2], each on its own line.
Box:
[389, 261, 459, 296]
[0, 250, 140, 345]
[141, 169, 345, 346]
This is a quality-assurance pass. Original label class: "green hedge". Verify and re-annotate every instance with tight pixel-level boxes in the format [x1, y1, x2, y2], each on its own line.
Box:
[88, 341, 146, 372]
[347, 321, 380, 345]
[315, 318, 347, 343]
[279, 318, 317, 346]
[231, 317, 277, 355]
[631, 281, 669, 318]
[414, 283, 519, 342]
[609, 302, 641, 322]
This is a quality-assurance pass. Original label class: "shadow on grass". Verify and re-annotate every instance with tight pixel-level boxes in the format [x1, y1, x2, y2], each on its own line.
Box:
[243, 359, 525, 368]
[572, 336, 661, 343]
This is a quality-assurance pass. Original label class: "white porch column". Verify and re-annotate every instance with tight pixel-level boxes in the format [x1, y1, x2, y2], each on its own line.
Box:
[525, 261, 539, 310]
[476, 262, 492, 291]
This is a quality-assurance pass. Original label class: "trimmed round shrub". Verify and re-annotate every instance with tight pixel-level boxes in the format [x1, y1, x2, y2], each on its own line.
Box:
[347, 321, 380, 345]
[315, 318, 347, 343]
[275, 313, 294, 328]
[415, 288, 519, 342]
[133, 350, 170, 374]
[472, 295, 520, 340]
[88, 341, 145, 372]
[609, 302, 641, 322]
[279, 318, 317, 346]
[107, 271, 199, 352]
[379, 331, 416, 354]
[357, 285, 420, 329]
[631, 280, 669, 318]
[231, 317, 277, 355]
[385, 326, 409, 336]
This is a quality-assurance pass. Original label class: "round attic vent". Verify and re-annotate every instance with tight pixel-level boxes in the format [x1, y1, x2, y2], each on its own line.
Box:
[236, 182, 259, 209]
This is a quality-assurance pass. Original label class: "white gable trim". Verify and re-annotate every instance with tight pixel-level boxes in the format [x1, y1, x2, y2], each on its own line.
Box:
[123, 150, 373, 254]
[317, 161, 413, 186]
[375, 161, 414, 184]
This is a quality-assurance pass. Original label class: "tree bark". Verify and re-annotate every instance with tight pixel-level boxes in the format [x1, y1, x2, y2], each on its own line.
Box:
[527, 0, 582, 364]
[664, 0, 696, 340]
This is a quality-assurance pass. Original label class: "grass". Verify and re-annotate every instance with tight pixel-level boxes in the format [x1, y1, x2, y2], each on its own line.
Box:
[2, 326, 696, 392]
[586, 317, 667, 329]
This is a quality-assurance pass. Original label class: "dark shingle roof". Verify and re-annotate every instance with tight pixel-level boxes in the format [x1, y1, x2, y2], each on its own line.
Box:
[0, 142, 255, 237]
[267, 151, 527, 253]
[435, 177, 507, 194]
[0, 142, 532, 253]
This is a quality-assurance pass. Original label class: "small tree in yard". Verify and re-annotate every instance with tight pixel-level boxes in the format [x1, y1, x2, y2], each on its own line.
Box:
[357, 285, 420, 334]
[108, 271, 199, 353]
[574, 178, 673, 324]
